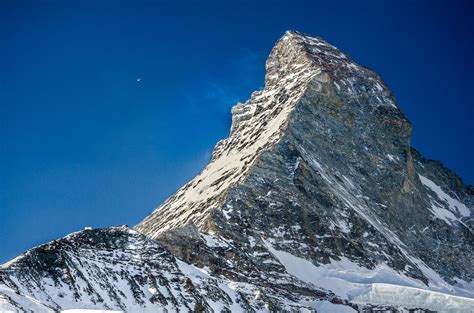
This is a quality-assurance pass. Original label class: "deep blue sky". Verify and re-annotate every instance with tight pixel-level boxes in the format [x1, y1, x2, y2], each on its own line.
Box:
[1, 0, 472, 263]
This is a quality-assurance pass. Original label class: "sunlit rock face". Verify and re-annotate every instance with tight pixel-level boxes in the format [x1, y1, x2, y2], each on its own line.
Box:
[2, 31, 473, 312]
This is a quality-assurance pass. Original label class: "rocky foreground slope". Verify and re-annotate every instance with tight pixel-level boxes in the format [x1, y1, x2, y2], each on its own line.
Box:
[1, 31, 473, 312]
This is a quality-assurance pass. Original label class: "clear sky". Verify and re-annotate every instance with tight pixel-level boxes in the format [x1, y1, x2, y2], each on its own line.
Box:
[1, 0, 472, 263]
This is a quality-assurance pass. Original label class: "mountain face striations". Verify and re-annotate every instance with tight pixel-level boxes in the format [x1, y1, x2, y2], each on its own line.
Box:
[1, 31, 473, 312]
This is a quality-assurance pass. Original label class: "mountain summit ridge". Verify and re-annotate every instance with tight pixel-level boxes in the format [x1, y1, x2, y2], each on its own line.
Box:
[266, 31, 397, 108]
[1, 31, 473, 312]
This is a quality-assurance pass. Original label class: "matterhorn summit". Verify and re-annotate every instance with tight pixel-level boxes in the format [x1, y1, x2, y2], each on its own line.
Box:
[1, 31, 473, 312]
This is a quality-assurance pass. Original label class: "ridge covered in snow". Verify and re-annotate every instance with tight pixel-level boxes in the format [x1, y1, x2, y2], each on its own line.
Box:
[0, 227, 353, 312]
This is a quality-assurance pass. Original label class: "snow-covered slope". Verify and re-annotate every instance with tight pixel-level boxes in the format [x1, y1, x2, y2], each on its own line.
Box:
[265, 240, 474, 312]
[1, 31, 473, 312]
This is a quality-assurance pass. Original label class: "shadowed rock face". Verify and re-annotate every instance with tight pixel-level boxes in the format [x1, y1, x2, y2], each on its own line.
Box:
[1, 31, 473, 312]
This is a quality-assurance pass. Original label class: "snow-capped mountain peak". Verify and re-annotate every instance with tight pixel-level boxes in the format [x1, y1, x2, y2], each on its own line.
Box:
[1, 31, 473, 312]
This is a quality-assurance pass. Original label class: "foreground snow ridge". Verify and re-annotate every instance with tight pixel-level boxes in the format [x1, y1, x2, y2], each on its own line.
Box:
[265, 241, 474, 313]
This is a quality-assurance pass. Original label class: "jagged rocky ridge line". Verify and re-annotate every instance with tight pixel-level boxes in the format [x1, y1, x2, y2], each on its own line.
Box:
[1, 31, 473, 312]
[1, 226, 348, 312]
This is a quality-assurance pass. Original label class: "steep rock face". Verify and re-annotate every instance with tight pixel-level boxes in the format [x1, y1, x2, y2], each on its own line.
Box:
[1, 31, 473, 312]
[136, 31, 474, 309]
[137, 31, 401, 237]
